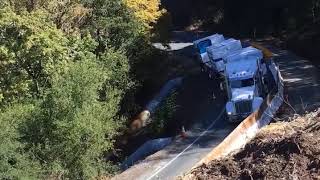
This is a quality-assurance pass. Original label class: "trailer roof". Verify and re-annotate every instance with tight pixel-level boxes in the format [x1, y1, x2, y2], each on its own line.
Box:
[226, 57, 258, 79]
[193, 34, 224, 45]
[206, 39, 242, 60]
[224, 46, 263, 63]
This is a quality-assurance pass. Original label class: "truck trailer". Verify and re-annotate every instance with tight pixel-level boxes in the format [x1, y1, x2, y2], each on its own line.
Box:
[206, 38, 242, 77]
[193, 34, 268, 122]
[193, 34, 225, 74]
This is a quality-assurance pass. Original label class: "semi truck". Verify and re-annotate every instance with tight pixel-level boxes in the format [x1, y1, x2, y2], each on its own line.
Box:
[194, 34, 267, 122]
[223, 47, 266, 122]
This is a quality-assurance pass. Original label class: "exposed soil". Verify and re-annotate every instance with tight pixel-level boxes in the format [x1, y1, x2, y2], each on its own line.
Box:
[186, 109, 320, 180]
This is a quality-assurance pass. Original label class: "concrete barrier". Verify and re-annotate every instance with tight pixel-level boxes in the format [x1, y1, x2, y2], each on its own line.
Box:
[195, 60, 284, 166]
[121, 138, 172, 170]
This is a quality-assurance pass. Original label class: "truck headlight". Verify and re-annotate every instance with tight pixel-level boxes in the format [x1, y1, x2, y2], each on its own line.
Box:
[226, 102, 234, 116]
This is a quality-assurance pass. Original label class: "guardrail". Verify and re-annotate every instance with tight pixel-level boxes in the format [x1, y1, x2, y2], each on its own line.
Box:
[194, 60, 284, 166]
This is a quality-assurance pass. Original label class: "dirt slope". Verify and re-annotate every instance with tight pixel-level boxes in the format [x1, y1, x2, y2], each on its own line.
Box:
[184, 109, 320, 180]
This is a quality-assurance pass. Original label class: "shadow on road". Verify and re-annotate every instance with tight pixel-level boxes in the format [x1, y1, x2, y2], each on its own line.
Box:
[264, 44, 320, 113]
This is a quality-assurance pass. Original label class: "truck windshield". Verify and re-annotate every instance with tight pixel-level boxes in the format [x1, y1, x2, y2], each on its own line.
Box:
[197, 39, 212, 54]
[230, 78, 254, 88]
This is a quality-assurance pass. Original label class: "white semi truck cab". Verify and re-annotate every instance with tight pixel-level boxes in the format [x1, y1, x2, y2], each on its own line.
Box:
[224, 47, 265, 122]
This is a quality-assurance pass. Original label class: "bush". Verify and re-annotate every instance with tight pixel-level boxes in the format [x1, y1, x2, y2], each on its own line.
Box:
[151, 91, 178, 135]
[0, 104, 41, 179]
[21, 59, 124, 178]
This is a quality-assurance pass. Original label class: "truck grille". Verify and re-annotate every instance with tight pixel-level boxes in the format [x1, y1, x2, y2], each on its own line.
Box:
[235, 100, 252, 114]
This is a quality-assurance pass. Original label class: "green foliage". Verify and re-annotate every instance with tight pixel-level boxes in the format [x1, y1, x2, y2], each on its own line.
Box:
[0, 5, 135, 178]
[0, 104, 41, 179]
[151, 91, 178, 135]
[82, 0, 146, 51]
[98, 50, 132, 95]
[0, 0, 168, 178]
[0, 8, 70, 105]
[21, 59, 123, 179]
[0, 0, 9, 9]
[97, 49, 137, 116]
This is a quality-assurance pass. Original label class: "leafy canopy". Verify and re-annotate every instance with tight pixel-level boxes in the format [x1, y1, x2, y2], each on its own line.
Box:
[124, 0, 165, 29]
[0, 8, 70, 105]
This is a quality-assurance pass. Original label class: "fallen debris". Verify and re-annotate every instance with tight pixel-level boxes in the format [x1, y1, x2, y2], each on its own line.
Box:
[184, 109, 320, 180]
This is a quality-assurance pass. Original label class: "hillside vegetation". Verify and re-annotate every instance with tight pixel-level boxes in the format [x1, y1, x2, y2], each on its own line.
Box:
[0, 0, 169, 179]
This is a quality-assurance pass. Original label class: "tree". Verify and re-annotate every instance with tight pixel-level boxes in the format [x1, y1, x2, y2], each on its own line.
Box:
[0, 8, 70, 105]
[0, 7, 132, 178]
[21, 59, 124, 178]
[44, 0, 91, 34]
[0, 104, 41, 179]
[0, 1, 170, 178]
[81, 0, 146, 54]
[123, 0, 164, 29]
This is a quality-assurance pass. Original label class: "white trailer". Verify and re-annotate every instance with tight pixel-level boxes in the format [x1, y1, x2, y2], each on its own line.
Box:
[206, 38, 242, 76]
[193, 34, 225, 74]
[224, 46, 263, 64]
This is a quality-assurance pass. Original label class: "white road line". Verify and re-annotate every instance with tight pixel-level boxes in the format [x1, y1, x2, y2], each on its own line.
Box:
[146, 107, 226, 180]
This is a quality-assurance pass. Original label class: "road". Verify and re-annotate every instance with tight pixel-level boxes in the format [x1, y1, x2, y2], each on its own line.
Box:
[114, 107, 237, 180]
[114, 33, 320, 180]
[261, 42, 320, 113]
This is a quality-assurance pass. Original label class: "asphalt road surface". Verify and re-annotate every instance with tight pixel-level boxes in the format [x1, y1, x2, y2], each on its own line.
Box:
[261, 42, 320, 113]
[114, 106, 237, 180]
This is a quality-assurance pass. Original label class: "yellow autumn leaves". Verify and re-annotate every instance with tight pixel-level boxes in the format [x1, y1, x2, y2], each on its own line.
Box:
[123, 0, 165, 28]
